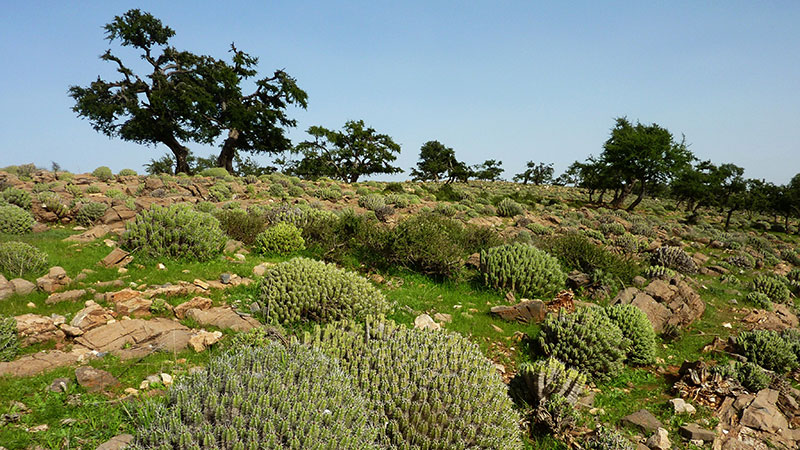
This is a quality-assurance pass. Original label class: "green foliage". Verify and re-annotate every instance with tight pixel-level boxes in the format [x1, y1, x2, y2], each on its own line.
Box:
[130, 343, 381, 449]
[213, 208, 266, 245]
[604, 304, 656, 365]
[308, 316, 523, 450]
[390, 213, 468, 279]
[745, 291, 773, 310]
[650, 246, 697, 274]
[287, 185, 304, 197]
[409, 140, 469, 182]
[118, 168, 138, 176]
[199, 167, 230, 179]
[433, 202, 458, 217]
[253, 223, 305, 255]
[65, 183, 83, 198]
[514, 357, 587, 408]
[1, 187, 31, 210]
[92, 166, 113, 181]
[527, 222, 553, 236]
[0, 241, 48, 278]
[358, 193, 386, 211]
[121, 204, 226, 261]
[0, 316, 18, 363]
[39, 192, 70, 219]
[480, 244, 566, 298]
[257, 258, 390, 324]
[542, 233, 639, 285]
[208, 182, 232, 202]
[599, 222, 626, 236]
[268, 183, 285, 197]
[496, 197, 524, 217]
[726, 252, 755, 269]
[538, 308, 626, 381]
[314, 186, 342, 201]
[736, 329, 798, 373]
[0, 204, 34, 234]
[75, 201, 108, 226]
[85, 185, 101, 194]
[734, 362, 771, 392]
[514, 161, 554, 185]
[751, 275, 790, 303]
[584, 426, 635, 450]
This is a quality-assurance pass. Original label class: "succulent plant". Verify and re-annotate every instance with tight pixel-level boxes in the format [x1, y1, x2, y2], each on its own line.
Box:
[199, 167, 230, 179]
[751, 275, 790, 303]
[75, 201, 108, 226]
[253, 223, 305, 255]
[604, 304, 656, 365]
[650, 246, 697, 274]
[306, 316, 524, 450]
[130, 343, 382, 449]
[726, 252, 756, 269]
[0, 204, 34, 234]
[733, 361, 771, 392]
[599, 222, 626, 236]
[736, 329, 798, 373]
[121, 204, 226, 261]
[91, 166, 113, 181]
[480, 243, 566, 299]
[515, 357, 586, 408]
[257, 258, 391, 325]
[0, 316, 18, 362]
[745, 291, 773, 310]
[0, 241, 48, 278]
[1, 187, 31, 210]
[538, 308, 626, 381]
[38, 192, 70, 219]
[643, 265, 676, 280]
[358, 193, 386, 211]
[496, 198, 524, 217]
[584, 426, 635, 450]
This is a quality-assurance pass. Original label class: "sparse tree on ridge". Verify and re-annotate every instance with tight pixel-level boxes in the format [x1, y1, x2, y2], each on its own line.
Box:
[514, 161, 554, 185]
[410, 140, 469, 183]
[472, 159, 504, 181]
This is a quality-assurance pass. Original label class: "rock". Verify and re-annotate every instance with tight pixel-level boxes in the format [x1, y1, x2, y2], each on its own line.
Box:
[678, 423, 715, 442]
[490, 299, 547, 323]
[14, 313, 65, 346]
[414, 314, 441, 331]
[253, 263, 272, 277]
[0, 349, 92, 377]
[100, 248, 131, 268]
[45, 289, 87, 304]
[740, 389, 788, 433]
[95, 434, 134, 450]
[646, 427, 671, 450]
[612, 277, 704, 332]
[224, 239, 244, 254]
[47, 377, 71, 393]
[567, 271, 592, 289]
[633, 276, 647, 287]
[466, 253, 481, 268]
[75, 318, 193, 357]
[0, 274, 13, 300]
[63, 225, 112, 243]
[156, 263, 166, 270]
[621, 409, 664, 433]
[75, 366, 118, 392]
[100, 206, 136, 228]
[669, 398, 696, 415]
[114, 296, 152, 317]
[220, 273, 232, 284]
[70, 301, 114, 330]
[742, 303, 799, 331]
[433, 313, 452, 323]
[9, 279, 35, 296]
[193, 279, 210, 290]
[95, 279, 125, 288]
[185, 307, 260, 332]
[693, 252, 710, 265]
[59, 324, 84, 337]
[174, 296, 213, 319]
[36, 267, 71, 293]
[189, 330, 223, 352]
[160, 373, 173, 385]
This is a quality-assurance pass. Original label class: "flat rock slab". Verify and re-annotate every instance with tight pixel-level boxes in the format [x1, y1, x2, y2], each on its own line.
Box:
[45, 289, 87, 305]
[490, 299, 547, 323]
[740, 389, 788, 434]
[64, 225, 112, 243]
[100, 247, 131, 268]
[185, 307, 260, 332]
[75, 318, 190, 354]
[96, 434, 134, 450]
[621, 409, 664, 433]
[0, 348, 92, 377]
[679, 423, 716, 442]
[14, 313, 65, 346]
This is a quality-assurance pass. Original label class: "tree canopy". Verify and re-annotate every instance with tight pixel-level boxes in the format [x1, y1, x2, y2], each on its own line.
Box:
[513, 162, 554, 185]
[410, 140, 470, 183]
[472, 159, 504, 181]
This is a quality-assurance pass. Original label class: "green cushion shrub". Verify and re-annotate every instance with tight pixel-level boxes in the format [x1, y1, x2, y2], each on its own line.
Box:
[213, 208, 266, 245]
[0, 316, 18, 362]
[287, 185, 304, 197]
[0, 241, 48, 278]
[257, 258, 391, 324]
[604, 304, 656, 365]
[118, 168, 137, 176]
[85, 185, 101, 194]
[643, 265, 676, 280]
[358, 193, 385, 211]
[496, 197, 524, 217]
[736, 329, 798, 373]
[0, 204, 34, 234]
[38, 192, 70, 219]
[584, 426, 635, 450]
[650, 246, 697, 274]
[542, 233, 638, 285]
[314, 186, 342, 201]
[751, 275, 790, 303]
[268, 183, 285, 197]
[733, 362, 771, 392]
[307, 316, 523, 450]
[389, 213, 467, 279]
[745, 291, 773, 310]
[199, 167, 229, 179]
[208, 182, 232, 202]
[480, 243, 565, 298]
[1, 187, 31, 210]
[513, 357, 586, 408]
[92, 166, 113, 181]
[253, 223, 305, 255]
[121, 204, 226, 261]
[75, 201, 108, 226]
[538, 308, 626, 381]
[130, 343, 381, 449]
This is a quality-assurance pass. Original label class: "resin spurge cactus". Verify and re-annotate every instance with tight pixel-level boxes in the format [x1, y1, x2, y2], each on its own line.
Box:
[306, 316, 523, 450]
[480, 243, 566, 299]
[604, 304, 656, 365]
[751, 275, 791, 303]
[514, 358, 587, 438]
[0, 316, 18, 362]
[650, 246, 697, 274]
[257, 258, 392, 325]
[0, 241, 48, 278]
[0, 204, 34, 234]
[130, 343, 382, 449]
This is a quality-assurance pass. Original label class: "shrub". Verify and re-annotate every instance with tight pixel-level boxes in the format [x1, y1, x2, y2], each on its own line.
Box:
[314, 186, 342, 201]
[308, 316, 523, 450]
[65, 184, 83, 198]
[213, 208, 266, 245]
[75, 201, 108, 226]
[85, 185, 101, 194]
[542, 233, 638, 285]
[383, 182, 405, 193]
[527, 222, 553, 236]
[599, 222, 626, 236]
[118, 168, 137, 176]
[390, 213, 467, 279]
[358, 193, 385, 211]
[0, 204, 34, 234]
[433, 202, 458, 217]
[257, 258, 390, 324]
[253, 223, 305, 255]
[268, 183, 285, 197]
[650, 246, 697, 274]
[38, 192, 70, 219]
[745, 291, 773, 310]
[751, 275, 790, 303]
[0, 316, 18, 362]
[496, 197, 524, 217]
[584, 426, 635, 450]
[643, 265, 676, 280]
[538, 308, 626, 381]
[208, 182, 232, 202]
[1, 187, 31, 210]
[736, 329, 798, 373]
[734, 362, 771, 392]
[480, 244, 566, 298]
[92, 166, 113, 181]
[199, 167, 229, 179]
[287, 185, 304, 197]
[121, 204, 226, 261]
[0, 241, 48, 278]
[604, 304, 656, 365]
[726, 253, 756, 269]
[130, 343, 381, 449]
[630, 222, 656, 238]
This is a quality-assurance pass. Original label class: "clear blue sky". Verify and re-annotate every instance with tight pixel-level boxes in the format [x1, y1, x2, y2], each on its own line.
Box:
[1, 1, 798, 183]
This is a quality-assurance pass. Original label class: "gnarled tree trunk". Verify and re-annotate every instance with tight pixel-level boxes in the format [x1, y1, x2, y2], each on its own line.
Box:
[163, 135, 191, 175]
[217, 129, 240, 174]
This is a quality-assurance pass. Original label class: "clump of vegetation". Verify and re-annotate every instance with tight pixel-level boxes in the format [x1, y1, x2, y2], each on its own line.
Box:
[0, 241, 48, 278]
[314, 186, 342, 201]
[130, 343, 381, 449]
[208, 182, 232, 202]
[736, 329, 798, 373]
[583, 426, 635, 450]
[38, 192, 70, 219]
[480, 243, 565, 298]
[121, 204, 226, 261]
[268, 183, 285, 197]
[650, 246, 697, 274]
[745, 291, 773, 310]
[358, 193, 386, 211]
[1, 187, 31, 210]
[496, 197, 524, 217]
[92, 166, 113, 181]
[118, 168, 138, 176]
[389, 213, 467, 279]
[213, 208, 266, 245]
[513, 358, 586, 437]
[0, 316, 18, 362]
[751, 275, 790, 303]
[199, 167, 229, 179]
[75, 201, 108, 226]
[308, 316, 523, 449]
[643, 265, 676, 280]
[538, 308, 626, 381]
[541, 233, 638, 286]
[727, 252, 756, 269]
[599, 222, 626, 236]
[604, 304, 656, 365]
[257, 258, 390, 324]
[253, 223, 305, 255]
[733, 362, 771, 392]
[0, 204, 34, 234]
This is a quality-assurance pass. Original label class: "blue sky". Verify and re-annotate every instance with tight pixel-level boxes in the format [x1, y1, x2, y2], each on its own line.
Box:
[1, 1, 798, 183]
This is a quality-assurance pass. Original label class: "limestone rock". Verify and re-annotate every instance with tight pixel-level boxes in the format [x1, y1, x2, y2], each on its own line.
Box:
[740, 389, 788, 434]
[189, 330, 223, 352]
[47, 377, 71, 393]
[621, 409, 664, 433]
[114, 296, 152, 317]
[36, 266, 71, 293]
[413, 314, 441, 331]
[70, 301, 114, 331]
[646, 427, 671, 450]
[14, 313, 65, 346]
[75, 318, 193, 357]
[174, 296, 212, 319]
[678, 423, 715, 442]
[184, 307, 260, 332]
[612, 276, 704, 332]
[0, 274, 13, 300]
[100, 247, 131, 268]
[45, 289, 86, 305]
[75, 366, 118, 392]
[63, 225, 112, 243]
[9, 278, 35, 296]
[433, 313, 452, 323]
[490, 299, 547, 323]
[0, 349, 90, 377]
[669, 398, 696, 415]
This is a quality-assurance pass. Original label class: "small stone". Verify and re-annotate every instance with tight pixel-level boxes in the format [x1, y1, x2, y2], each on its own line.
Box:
[433, 313, 452, 323]
[234, 253, 246, 261]
[117, 267, 128, 274]
[60, 418, 77, 426]
[75, 366, 119, 392]
[646, 427, 671, 450]
[29, 424, 49, 432]
[181, 269, 190, 274]
[491, 324, 504, 333]
[9, 278, 36, 296]
[156, 263, 166, 270]
[220, 273, 232, 284]
[124, 388, 138, 396]
[414, 314, 441, 331]
[47, 377, 71, 393]
[103, 239, 116, 247]
[193, 279, 210, 290]
[189, 330, 223, 352]
[45, 289, 87, 304]
[26, 302, 36, 308]
[160, 373, 173, 385]
[670, 398, 696, 415]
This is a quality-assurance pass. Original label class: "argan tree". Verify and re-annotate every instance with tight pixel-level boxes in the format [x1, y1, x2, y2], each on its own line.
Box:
[472, 159, 504, 181]
[410, 140, 469, 183]
[514, 161, 554, 185]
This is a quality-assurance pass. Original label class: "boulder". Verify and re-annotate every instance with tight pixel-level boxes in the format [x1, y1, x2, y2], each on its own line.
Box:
[63, 225, 112, 243]
[45, 289, 87, 305]
[100, 247, 132, 268]
[100, 206, 136, 228]
[621, 409, 664, 433]
[740, 389, 788, 434]
[669, 398, 696, 415]
[678, 423, 715, 442]
[114, 296, 152, 317]
[0, 274, 13, 300]
[184, 307, 260, 332]
[9, 278, 36, 296]
[646, 427, 671, 450]
[612, 276, 704, 332]
[742, 303, 799, 331]
[14, 313, 65, 346]
[75, 366, 119, 392]
[36, 266, 71, 293]
[0, 348, 91, 377]
[189, 330, 223, 352]
[174, 296, 213, 319]
[490, 299, 547, 323]
[70, 301, 114, 330]
[96, 434, 134, 450]
[75, 318, 193, 357]
[567, 271, 592, 289]
[413, 314, 441, 331]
